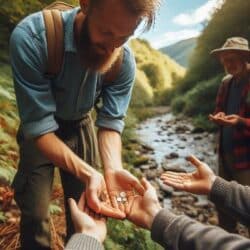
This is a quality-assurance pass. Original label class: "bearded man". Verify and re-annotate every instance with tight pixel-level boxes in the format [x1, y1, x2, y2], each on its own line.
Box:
[9, 0, 160, 249]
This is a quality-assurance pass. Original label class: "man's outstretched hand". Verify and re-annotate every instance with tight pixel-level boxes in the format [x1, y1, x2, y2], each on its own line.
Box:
[85, 169, 125, 219]
[104, 168, 145, 215]
[160, 155, 216, 195]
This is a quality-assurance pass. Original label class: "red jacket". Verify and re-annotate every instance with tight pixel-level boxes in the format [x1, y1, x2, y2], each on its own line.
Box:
[214, 73, 250, 169]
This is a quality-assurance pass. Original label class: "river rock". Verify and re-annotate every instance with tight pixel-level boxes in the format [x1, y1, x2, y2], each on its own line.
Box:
[194, 200, 213, 208]
[139, 165, 150, 170]
[165, 152, 179, 159]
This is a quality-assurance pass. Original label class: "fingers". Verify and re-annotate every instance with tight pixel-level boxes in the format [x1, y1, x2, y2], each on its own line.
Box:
[141, 177, 152, 190]
[86, 189, 101, 213]
[186, 155, 202, 168]
[68, 198, 78, 216]
[77, 192, 86, 210]
[128, 174, 145, 195]
[161, 177, 186, 190]
[99, 203, 125, 219]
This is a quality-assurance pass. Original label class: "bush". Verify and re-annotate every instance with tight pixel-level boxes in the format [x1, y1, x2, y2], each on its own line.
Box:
[130, 69, 154, 107]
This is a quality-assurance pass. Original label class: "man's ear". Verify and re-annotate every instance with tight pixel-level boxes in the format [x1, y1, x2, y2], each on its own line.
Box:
[79, 0, 89, 14]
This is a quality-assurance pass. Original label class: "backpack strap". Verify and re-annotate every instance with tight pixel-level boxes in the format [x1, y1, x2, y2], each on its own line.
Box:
[43, 9, 64, 77]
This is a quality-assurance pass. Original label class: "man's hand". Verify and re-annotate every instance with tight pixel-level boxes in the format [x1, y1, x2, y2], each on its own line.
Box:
[209, 113, 243, 126]
[68, 193, 107, 243]
[104, 168, 145, 215]
[126, 178, 162, 229]
[85, 169, 125, 219]
[160, 155, 216, 195]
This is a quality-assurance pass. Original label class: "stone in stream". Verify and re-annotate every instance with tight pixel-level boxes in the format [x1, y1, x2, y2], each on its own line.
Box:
[141, 143, 154, 152]
[194, 200, 213, 209]
[165, 152, 179, 159]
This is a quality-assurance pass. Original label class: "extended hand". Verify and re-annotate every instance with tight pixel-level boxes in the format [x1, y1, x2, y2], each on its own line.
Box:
[104, 168, 145, 215]
[160, 155, 216, 195]
[85, 169, 125, 219]
[126, 178, 162, 229]
[68, 193, 107, 243]
[209, 113, 242, 126]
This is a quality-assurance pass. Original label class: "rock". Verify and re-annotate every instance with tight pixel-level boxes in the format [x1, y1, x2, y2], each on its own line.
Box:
[162, 163, 186, 173]
[198, 214, 206, 223]
[141, 143, 154, 152]
[175, 125, 190, 133]
[208, 215, 218, 225]
[134, 156, 150, 167]
[194, 135, 202, 140]
[167, 132, 174, 136]
[129, 138, 138, 144]
[179, 196, 197, 204]
[191, 127, 205, 133]
[194, 200, 213, 208]
[172, 191, 188, 197]
[145, 171, 157, 180]
[165, 152, 179, 159]
[139, 165, 150, 170]
[180, 136, 187, 141]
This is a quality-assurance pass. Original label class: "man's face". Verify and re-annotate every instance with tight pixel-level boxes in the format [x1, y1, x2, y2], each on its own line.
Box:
[77, 1, 139, 73]
[219, 52, 246, 77]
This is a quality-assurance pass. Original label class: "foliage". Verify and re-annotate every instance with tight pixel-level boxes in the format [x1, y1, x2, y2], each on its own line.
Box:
[130, 39, 185, 93]
[49, 202, 63, 215]
[130, 69, 154, 107]
[104, 219, 162, 250]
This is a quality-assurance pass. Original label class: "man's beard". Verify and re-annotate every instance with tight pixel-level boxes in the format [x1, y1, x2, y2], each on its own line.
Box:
[75, 18, 121, 74]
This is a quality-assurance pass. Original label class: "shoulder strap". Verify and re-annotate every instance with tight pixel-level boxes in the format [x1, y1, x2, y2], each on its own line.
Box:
[42, 2, 74, 77]
[43, 9, 64, 77]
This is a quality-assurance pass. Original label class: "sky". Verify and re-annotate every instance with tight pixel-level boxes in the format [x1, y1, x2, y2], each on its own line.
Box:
[135, 0, 224, 49]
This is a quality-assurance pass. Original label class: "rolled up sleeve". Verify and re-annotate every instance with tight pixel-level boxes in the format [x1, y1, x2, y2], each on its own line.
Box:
[95, 46, 136, 133]
[10, 26, 58, 139]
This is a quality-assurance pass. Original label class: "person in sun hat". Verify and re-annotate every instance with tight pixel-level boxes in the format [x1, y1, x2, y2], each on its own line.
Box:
[209, 37, 250, 233]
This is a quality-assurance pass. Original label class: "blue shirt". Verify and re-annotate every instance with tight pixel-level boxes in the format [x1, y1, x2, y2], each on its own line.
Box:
[9, 7, 136, 139]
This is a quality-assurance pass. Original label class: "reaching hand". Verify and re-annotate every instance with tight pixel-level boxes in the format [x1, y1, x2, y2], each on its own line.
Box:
[104, 168, 145, 215]
[209, 113, 242, 126]
[126, 178, 162, 229]
[160, 155, 216, 195]
[85, 169, 125, 219]
[68, 193, 107, 243]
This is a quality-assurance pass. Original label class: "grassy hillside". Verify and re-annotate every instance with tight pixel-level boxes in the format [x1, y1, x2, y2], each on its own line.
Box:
[160, 37, 197, 67]
[130, 39, 185, 106]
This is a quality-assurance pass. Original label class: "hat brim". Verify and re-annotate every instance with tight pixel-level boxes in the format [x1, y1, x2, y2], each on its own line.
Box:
[210, 48, 250, 59]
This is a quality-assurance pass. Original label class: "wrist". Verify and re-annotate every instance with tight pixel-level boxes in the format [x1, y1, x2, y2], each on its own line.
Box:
[206, 174, 216, 195]
[146, 205, 162, 229]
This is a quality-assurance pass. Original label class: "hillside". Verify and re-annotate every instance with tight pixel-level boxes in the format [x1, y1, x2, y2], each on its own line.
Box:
[130, 39, 185, 107]
[160, 37, 197, 67]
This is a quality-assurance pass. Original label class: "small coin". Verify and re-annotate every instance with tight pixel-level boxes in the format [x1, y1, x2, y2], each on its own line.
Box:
[116, 197, 122, 202]
[120, 192, 126, 197]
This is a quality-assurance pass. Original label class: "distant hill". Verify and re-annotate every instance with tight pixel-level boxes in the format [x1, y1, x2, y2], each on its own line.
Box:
[160, 37, 197, 67]
[129, 38, 186, 107]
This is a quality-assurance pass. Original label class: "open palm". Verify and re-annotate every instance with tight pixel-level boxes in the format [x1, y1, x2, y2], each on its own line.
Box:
[104, 168, 145, 215]
[160, 155, 216, 195]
